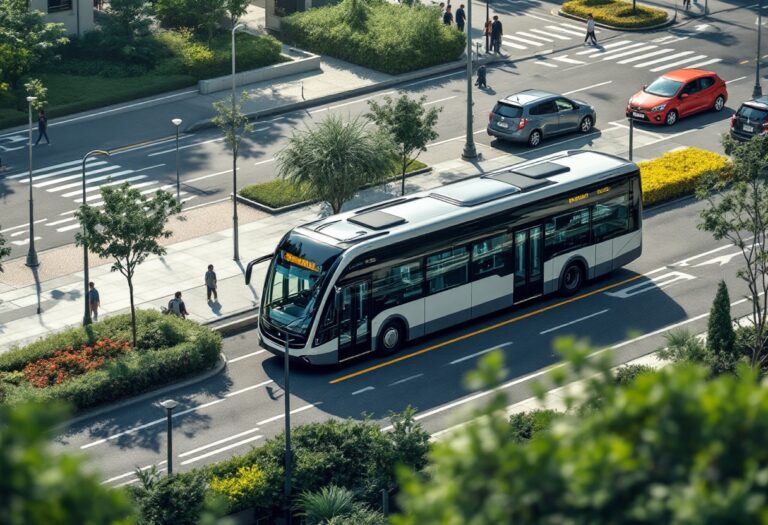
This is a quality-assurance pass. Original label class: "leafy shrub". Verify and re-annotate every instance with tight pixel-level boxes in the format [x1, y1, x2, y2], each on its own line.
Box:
[326, 509, 388, 525]
[209, 465, 268, 510]
[281, 0, 465, 74]
[130, 467, 209, 525]
[295, 485, 359, 524]
[562, 0, 667, 28]
[22, 338, 130, 388]
[639, 148, 731, 206]
[508, 409, 558, 443]
[613, 364, 655, 385]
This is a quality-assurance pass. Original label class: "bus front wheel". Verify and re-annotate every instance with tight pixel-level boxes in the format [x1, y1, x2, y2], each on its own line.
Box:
[560, 262, 585, 296]
[377, 321, 405, 356]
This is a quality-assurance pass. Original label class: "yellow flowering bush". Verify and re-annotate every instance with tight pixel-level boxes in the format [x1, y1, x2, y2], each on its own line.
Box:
[209, 464, 268, 509]
[640, 148, 731, 206]
[562, 0, 667, 28]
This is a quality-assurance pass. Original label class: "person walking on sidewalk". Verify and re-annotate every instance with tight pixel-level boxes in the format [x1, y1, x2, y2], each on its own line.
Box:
[443, 4, 453, 26]
[484, 18, 493, 53]
[491, 15, 503, 55]
[88, 282, 100, 321]
[475, 64, 487, 89]
[455, 4, 466, 32]
[205, 264, 218, 302]
[584, 14, 598, 46]
[35, 109, 49, 146]
[168, 291, 189, 319]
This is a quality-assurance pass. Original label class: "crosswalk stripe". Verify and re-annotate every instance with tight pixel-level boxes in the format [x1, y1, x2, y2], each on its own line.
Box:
[57, 224, 82, 233]
[602, 44, 658, 61]
[559, 22, 600, 33]
[684, 58, 723, 69]
[12, 236, 41, 246]
[529, 28, 570, 40]
[633, 50, 694, 68]
[48, 170, 139, 193]
[618, 48, 674, 64]
[553, 56, 586, 64]
[47, 216, 78, 227]
[76, 181, 156, 203]
[650, 54, 708, 72]
[6, 159, 98, 180]
[18, 161, 108, 183]
[500, 36, 528, 50]
[534, 61, 558, 67]
[61, 175, 148, 197]
[34, 166, 121, 188]
[516, 31, 554, 43]
[583, 41, 648, 58]
[546, 25, 584, 37]
[505, 35, 543, 46]
[576, 40, 632, 55]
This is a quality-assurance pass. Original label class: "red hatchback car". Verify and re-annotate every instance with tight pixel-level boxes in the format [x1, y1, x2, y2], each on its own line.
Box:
[626, 69, 728, 126]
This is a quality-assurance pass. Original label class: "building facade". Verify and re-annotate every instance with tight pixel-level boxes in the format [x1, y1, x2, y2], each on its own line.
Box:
[31, 0, 94, 36]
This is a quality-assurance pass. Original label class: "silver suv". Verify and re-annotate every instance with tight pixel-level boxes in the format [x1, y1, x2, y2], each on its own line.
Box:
[487, 89, 597, 147]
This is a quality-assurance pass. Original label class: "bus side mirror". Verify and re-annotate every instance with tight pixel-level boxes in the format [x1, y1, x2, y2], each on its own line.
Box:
[245, 254, 274, 285]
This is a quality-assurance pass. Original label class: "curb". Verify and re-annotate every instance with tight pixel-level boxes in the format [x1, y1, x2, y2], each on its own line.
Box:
[60, 352, 228, 428]
[555, 7, 677, 32]
[186, 55, 506, 133]
[206, 311, 260, 336]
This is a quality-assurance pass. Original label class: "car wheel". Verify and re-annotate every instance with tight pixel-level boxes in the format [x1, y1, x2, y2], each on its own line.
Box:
[560, 262, 585, 296]
[579, 116, 594, 133]
[713, 95, 725, 112]
[377, 321, 405, 356]
[527, 130, 542, 147]
[664, 109, 678, 126]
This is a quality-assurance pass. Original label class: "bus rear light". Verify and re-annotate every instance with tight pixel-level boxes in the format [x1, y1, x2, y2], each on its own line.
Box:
[517, 118, 528, 130]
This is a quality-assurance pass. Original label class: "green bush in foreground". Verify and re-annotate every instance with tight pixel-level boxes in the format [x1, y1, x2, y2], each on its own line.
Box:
[281, 0, 464, 74]
[0, 310, 221, 411]
[562, 0, 667, 28]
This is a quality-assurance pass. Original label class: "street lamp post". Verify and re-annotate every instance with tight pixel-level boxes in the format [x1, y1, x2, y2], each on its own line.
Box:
[485, 0, 490, 53]
[462, 0, 477, 160]
[26, 96, 39, 269]
[82, 149, 110, 326]
[171, 118, 183, 205]
[283, 332, 293, 525]
[160, 399, 178, 476]
[755, 0, 764, 99]
[231, 23, 245, 262]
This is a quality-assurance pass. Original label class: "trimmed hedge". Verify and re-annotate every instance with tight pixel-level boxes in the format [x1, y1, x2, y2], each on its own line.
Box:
[0, 310, 221, 411]
[239, 159, 428, 210]
[281, 0, 465, 75]
[640, 148, 731, 206]
[562, 0, 667, 28]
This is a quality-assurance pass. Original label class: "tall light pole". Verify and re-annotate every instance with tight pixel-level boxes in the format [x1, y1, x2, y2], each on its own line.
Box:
[171, 118, 183, 205]
[82, 149, 110, 326]
[160, 399, 178, 476]
[231, 23, 245, 262]
[755, 0, 764, 99]
[485, 0, 490, 53]
[283, 332, 293, 525]
[26, 96, 39, 269]
[462, 0, 477, 160]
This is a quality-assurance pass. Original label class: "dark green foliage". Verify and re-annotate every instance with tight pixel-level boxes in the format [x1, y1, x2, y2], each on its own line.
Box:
[0, 229, 9, 272]
[657, 328, 709, 365]
[97, 0, 159, 65]
[508, 409, 558, 444]
[707, 280, 738, 374]
[130, 467, 208, 525]
[613, 364, 655, 385]
[281, 0, 465, 74]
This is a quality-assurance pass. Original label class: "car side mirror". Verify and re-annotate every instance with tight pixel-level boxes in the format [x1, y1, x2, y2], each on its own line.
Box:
[642, 84, 647, 90]
[680, 93, 689, 99]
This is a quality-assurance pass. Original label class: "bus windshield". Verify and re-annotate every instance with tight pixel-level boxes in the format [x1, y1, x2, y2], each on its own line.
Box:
[263, 233, 341, 337]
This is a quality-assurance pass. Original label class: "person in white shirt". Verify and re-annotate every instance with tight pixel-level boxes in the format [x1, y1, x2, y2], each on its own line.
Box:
[584, 14, 597, 46]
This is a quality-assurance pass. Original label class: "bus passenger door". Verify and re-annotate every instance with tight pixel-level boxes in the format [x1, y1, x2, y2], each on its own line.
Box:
[338, 280, 372, 361]
[513, 226, 544, 303]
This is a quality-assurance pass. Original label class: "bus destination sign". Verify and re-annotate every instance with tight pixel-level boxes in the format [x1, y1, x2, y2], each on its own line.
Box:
[283, 252, 320, 272]
[568, 185, 611, 204]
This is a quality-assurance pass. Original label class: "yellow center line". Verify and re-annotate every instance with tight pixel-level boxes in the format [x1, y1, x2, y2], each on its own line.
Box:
[329, 273, 645, 384]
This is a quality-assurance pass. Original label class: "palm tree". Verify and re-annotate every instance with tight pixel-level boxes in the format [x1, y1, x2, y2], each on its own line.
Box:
[294, 485, 359, 524]
[276, 115, 396, 214]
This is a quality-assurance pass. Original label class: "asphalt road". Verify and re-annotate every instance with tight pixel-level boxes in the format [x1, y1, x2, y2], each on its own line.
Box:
[54, 195, 753, 486]
[0, 0, 763, 257]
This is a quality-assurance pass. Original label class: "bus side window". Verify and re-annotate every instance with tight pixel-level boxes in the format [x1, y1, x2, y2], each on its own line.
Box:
[372, 260, 424, 314]
[591, 194, 630, 243]
[471, 233, 511, 279]
[313, 289, 339, 346]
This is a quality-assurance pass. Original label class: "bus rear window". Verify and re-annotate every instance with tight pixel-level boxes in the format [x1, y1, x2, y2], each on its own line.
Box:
[493, 103, 523, 119]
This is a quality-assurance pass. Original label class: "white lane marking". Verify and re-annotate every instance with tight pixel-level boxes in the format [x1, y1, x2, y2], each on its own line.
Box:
[180, 435, 264, 466]
[18, 162, 109, 183]
[4, 159, 101, 179]
[116, 468, 167, 487]
[609, 120, 665, 139]
[46, 216, 78, 227]
[685, 58, 723, 69]
[617, 48, 674, 64]
[254, 158, 276, 166]
[402, 70, 464, 88]
[576, 40, 632, 55]
[186, 168, 236, 184]
[425, 96, 457, 106]
[633, 51, 694, 68]
[524, 13, 552, 22]
[310, 91, 397, 114]
[650, 54, 707, 72]
[228, 350, 266, 363]
[178, 427, 261, 457]
[101, 461, 166, 484]
[10, 230, 28, 237]
[530, 28, 570, 40]
[540, 309, 610, 335]
[352, 386, 375, 396]
[582, 42, 648, 58]
[256, 402, 321, 425]
[11, 236, 41, 246]
[727, 76, 747, 84]
[224, 379, 275, 398]
[76, 179, 154, 202]
[148, 136, 225, 157]
[674, 241, 742, 267]
[56, 224, 83, 233]
[516, 31, 554, 43]
[449, 342, 513, 365]
[110, 135, 193, 157]
[553, 56, 586, 65]
[33, 166, 120, 188]
[693, 251, 741, 268]
[535, 61, 558, 68]
[505, 35, 543, 46]
[428, 127, 486, 147]
[601, 45, 658, 61]
[60, 175, 148, 197]
[562, 80, 612, 95]
[546, 25, 584, 37]
[1, 219, 47, 233]
[389, 373, 424, 386]
[605, 271, 696, 299]
[560, 22, 599, 32]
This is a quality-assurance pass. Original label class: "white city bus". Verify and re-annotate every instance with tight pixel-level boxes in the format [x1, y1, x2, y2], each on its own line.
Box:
[246, 150, 642, 365]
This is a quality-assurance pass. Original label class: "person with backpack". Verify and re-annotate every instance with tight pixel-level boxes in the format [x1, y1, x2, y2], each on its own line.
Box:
[168, 291, 189, 319]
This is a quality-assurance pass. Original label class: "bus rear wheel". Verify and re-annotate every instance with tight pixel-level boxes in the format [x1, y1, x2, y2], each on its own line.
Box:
[377, 321, 405, 356]
[560, 262, 585, 296]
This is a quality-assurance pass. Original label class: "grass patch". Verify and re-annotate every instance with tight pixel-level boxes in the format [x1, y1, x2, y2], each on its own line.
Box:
[238, 159, 428, 210]
[639, 148, 731, 206]
[562, 0, 667, 28]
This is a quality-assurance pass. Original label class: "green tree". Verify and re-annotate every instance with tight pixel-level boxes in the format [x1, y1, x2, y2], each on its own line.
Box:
[98, 0, 157, 64]
[277, 115, 396, 214]
[225, 0, 250, 29]
[197, 0, 226, 44]
[75, 183, 181, 347]
[130, 467, 211, 525]
[395, 342, 768, 525]
[24, 78, 47, 110]
[366, 94, 440, 196]
[698, 134, 768, 367]
[508, 409, 558, 444]
[707, 279, 738, 373]
[0, 402, 137, 524]
[0, 229, 10, 272]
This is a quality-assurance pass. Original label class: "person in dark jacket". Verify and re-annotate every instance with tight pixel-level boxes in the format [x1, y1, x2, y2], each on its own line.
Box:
[491, 15, 503, 54]
[475, 65, 487, 89]
[35, 109, 49, 146]
[443, 4, 453, 25]
[455, 4, 466, 32]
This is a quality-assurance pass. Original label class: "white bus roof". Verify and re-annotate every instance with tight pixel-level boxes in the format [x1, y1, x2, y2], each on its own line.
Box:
[297, 150, 637, 247]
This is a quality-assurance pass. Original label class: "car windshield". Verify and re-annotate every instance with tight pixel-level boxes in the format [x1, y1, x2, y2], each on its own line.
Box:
[263, 233, 341, 337]
[494, 103, 523, 118]
[644, 77, 683, 98]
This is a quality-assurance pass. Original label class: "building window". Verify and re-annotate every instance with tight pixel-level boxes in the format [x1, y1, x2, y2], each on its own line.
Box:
[48, 0, 73, 12]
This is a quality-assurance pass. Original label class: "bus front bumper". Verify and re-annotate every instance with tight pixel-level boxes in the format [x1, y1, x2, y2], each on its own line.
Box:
[258, 332, 339, 366]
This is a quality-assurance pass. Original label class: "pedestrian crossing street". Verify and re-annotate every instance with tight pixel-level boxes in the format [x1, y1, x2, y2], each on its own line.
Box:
[5, 158, 195, 238]
[473, 22, 602, 52]
[530, 35, 722, 74]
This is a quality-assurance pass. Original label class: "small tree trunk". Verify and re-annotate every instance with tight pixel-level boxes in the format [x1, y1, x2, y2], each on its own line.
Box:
[127, 273, 137, 348]
[401, 157, 408, 196]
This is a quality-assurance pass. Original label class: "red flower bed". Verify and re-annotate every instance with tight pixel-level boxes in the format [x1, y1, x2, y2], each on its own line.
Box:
[23, 338, 131, 388]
